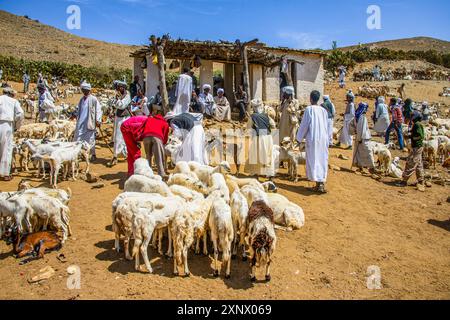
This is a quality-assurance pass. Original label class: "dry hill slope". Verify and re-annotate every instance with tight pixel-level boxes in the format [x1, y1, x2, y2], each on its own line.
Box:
[0, 10, 137, 70]
[338, 37, 450, 53]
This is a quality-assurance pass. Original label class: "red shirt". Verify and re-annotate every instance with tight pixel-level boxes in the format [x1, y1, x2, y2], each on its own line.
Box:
[391, 106, 403, 124]
[141, 114, 169, 144]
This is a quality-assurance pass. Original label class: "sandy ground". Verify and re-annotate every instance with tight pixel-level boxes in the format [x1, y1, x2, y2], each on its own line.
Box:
[0, 80, 449, 300]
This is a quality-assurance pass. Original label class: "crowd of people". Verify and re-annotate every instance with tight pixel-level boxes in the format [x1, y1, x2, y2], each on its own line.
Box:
[0, 68, 434, 196]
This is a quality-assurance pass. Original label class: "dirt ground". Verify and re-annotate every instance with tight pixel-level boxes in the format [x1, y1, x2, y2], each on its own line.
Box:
[0, 80, 449, 300]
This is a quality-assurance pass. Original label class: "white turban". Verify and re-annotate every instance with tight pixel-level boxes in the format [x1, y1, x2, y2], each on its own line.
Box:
[202, 84, 211, 91]
[217, 88, 224, 94]
[282, 86, 295, 95]
[2, 87, 14, 95]
[250, 99, 264, 113]
[323, 95, 330, 100]
[80, 81, 92, 91]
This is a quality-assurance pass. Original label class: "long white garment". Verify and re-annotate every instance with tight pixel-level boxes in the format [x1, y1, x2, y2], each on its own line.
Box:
[374, 103, 390, 134]
[113, 92, 131, 157]
[172, 122, 208, 165]
[0, 95, 24, 176]
[353, 115, 375, 168]
[74, 95, 102, 156]
[327, 118, 334, 146]
[199, 93, 215, 116]
[38, 90, 54, 122]
[339, 102, 355, 147]
[296, 105, 329, 183]
[213, 96, 231, 121]
[173, 74, 193, 115]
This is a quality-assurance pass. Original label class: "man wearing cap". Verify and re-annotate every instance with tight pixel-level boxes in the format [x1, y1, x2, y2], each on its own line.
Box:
[165, 111, 208, 165]
[321, 95, 336, 147]
[109, 80, 132, 167]
[37, 82, 54, 122]
[245, 99, 276, 180]
[0, 87, 24, 181]
[173, 68, 193, 115]
[296, 90, 329, 194]
[279, 86, 300, 144]
[74, 82, 102, 161]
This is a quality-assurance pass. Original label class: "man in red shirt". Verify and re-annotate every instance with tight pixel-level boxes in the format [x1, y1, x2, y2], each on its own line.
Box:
[385, 98, 405, 150]
[120, 114, 169, 177]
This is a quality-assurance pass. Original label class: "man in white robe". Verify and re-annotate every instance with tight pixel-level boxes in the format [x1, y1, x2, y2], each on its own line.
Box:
[37, 83, 54, 122]
[109, 80, 131, 167]
[199, 84, 215, 117]
[296, 90, 329, 193]
[173, 68, 193, 115]
[165, 111, 208, 165]
[337, 90, 355, 149]
[352, 102, 375, 172]
[74, 82, 102, 161]
[213, 88, 231, 122]
[373, 96, 390, 136]
[0, 87, 24, 180]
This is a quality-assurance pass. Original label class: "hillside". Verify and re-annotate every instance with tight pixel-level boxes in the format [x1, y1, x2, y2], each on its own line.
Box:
[0, 10, 137, 70]
[338, 37, 450, 53]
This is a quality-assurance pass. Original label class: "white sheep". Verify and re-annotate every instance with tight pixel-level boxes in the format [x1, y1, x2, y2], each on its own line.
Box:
[131, 195, 186, 273]
[208, 197, 234, 278]
[167, 173, 209, 195]
[170, 211, 195, 277]
[169, 185, 204, 202]
[133, 158, 162, 180]
[228, 180, 249, 260]
[266, 193, 305, 230]
[188, 161, 232, 186]
[124, 174, 172, 196]
[208, 173, 230, 204]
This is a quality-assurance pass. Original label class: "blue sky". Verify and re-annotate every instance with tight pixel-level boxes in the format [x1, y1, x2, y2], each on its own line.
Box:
[1, 0, 449, 49]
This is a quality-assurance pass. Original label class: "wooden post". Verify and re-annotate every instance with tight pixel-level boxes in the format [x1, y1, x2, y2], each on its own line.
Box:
[236, 39, 258, 116]
[150, 34, 169, 114]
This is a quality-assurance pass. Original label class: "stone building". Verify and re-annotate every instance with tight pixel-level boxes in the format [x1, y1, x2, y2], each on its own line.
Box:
[131, 39, 324, 106]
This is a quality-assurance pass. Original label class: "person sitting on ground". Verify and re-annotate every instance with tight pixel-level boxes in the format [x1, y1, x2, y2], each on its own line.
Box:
[129, 75, 142, 100]
[352, 102, 375, 174]
[131, 89, 149, 116]
[198, 84, 215, 117]
[234, 85, 248, 121]
[213, 88, 231, 122]
[190, 89, 203, 113]
[396, 111, 425, 192]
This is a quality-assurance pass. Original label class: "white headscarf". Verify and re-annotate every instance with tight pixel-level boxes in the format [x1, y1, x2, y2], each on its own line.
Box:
[202, 84, 211, 91]
[81, 81, 92, 91]
[282, 86, 295, 96]
[251, 99, 264, 114]
[217, 88, 224, 95]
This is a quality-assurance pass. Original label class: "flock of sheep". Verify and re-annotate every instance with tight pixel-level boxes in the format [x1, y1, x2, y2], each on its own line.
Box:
[112, 159, 305, 280]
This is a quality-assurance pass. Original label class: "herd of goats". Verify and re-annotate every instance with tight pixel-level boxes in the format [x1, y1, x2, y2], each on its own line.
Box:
[1, 78, 450, 280]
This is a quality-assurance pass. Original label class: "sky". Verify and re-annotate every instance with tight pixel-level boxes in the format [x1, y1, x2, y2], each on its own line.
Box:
[1, 0, 449, 49]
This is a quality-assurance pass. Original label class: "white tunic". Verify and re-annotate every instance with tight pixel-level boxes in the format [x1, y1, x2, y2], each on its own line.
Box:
[339, 102, 355, 147]
[74, 95, 102, 155]
[38, 90, 54, 122]
[296, 105, 329, 183]
[0, 95, 24, 176]
[173, 74, 193, 115]
[199, 93, 215, 116]
[373, 103, 390, 134]
[171, 114, 208, 165]
[113, 92, 131, 157]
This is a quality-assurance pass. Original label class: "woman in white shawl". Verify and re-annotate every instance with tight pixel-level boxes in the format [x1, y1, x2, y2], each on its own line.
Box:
[244, 99, 276, 179]
[165, 111, 208, 165]
[352, 102, 375, 173]
[337, 90, 355, 149]
[213, 88, 231, 122]
[198, 84, 215, 117]
[109, 80, 131, 167]
[373, 96, 390, 136]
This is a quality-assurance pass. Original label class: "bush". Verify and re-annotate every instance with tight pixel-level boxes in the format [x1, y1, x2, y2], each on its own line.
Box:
[0, 55, 132, 88]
